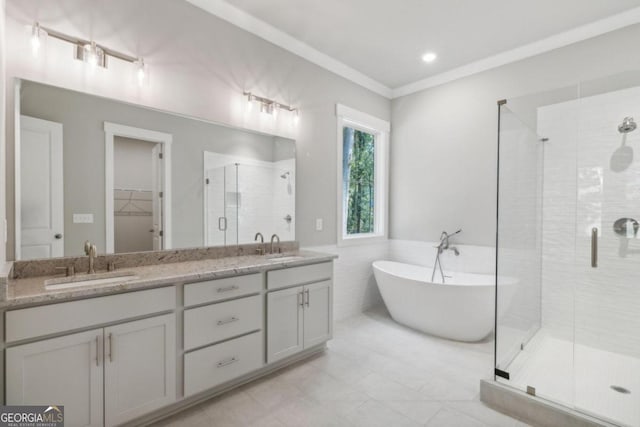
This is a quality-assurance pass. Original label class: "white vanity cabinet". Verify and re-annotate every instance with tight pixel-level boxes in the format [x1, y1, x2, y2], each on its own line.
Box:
[6, 329, 104, 427]
[5, 288, 176, 427]
[4, 257, 334, 426]
[266, 262, 333, 363]
[103, 314, 176, 426]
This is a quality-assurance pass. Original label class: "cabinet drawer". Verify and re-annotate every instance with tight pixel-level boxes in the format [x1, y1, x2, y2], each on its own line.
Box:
[184, 331, 263, 396]
[267, 262, 333, 290]
[6, 287, 175, 343]
[184, 274, 262, 307]
[184, 295, 262, 350]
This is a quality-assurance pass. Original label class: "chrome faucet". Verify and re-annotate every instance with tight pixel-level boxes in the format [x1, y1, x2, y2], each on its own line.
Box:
[270, 234, 281, 254]
[84, 240, 97, 274]
[254, 232, 266, 255]
[431, 229, 461, 283]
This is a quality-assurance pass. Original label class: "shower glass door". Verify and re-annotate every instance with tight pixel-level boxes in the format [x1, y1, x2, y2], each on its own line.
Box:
[204, 164, 238, 246]
[495, 102, 548, 402]
[496, 72, 640, 427]
[572, 75, 640, 426]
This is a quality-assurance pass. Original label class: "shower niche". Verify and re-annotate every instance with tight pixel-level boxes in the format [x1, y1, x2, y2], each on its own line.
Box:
[495, 72, 640, 427]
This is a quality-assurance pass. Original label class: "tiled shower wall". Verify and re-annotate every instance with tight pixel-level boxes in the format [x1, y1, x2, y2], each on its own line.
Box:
[538, 85, 640, 358]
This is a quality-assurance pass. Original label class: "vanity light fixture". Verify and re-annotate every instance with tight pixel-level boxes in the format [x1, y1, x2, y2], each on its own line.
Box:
[29, 21, 146, 84]
[244, 92, 298, 118]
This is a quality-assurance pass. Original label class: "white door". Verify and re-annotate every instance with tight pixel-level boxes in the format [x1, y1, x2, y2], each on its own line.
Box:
[151, 144, 163, 250]
[104, 313, 176, 426]
[19, 115, 64, 260]
[6, 329, 104, 427]
[267, 286, 304, 363]
[303, 280, 333, 348]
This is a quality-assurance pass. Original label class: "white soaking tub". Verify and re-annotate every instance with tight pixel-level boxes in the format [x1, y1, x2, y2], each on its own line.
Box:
[372, 260, 517, 342]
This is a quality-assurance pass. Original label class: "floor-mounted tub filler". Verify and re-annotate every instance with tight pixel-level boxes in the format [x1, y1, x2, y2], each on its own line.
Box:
[372, 260, 518, 342]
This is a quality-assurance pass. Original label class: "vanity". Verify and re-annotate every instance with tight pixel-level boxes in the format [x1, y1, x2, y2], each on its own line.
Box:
[1, 248, 336, 426]
[2, 77, 332, 426]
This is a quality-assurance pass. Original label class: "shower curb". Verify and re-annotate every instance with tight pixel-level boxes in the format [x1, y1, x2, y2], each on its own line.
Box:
[480, 379, 616, 427]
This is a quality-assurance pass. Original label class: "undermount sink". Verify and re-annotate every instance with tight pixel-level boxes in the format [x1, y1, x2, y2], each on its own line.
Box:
[45, 271, 139, 290]
[266, 255, 305, 263]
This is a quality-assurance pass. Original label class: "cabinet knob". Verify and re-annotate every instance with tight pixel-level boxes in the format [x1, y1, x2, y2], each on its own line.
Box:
[54, 233, 63, 239]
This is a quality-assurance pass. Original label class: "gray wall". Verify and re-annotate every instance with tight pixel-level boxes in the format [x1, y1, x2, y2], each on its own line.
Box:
[4, 0, 390, 261]
[390, 23, 640, 246]
[0, 0, 5, 264]
[20, 81, 289, 256]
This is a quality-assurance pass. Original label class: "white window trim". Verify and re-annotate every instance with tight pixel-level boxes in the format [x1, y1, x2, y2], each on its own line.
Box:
[336, 104, 389, 247]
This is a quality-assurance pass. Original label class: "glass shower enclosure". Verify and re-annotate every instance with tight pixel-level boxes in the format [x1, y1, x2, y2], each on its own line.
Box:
[495, 72, 640, 427]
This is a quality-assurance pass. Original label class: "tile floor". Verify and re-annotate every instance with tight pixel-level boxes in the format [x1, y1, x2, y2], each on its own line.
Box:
[158, 306, 530, 426]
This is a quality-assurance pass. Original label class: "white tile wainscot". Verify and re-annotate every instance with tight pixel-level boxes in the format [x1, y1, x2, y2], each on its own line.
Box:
[304, 242, 389, 321]
[2, 252, 336, 427]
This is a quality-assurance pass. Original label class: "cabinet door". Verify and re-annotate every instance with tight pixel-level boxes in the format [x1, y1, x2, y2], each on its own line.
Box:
[267, 286, 304, 363]
[104, 314, 176, 427]
[303, 280, 333, 348]
[6, 329, 104, 427]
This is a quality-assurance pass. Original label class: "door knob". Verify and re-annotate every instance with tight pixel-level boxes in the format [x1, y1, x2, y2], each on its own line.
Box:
[54, 233, 63, 239]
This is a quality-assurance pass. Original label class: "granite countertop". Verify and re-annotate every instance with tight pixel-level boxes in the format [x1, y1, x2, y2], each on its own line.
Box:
[2, 250, 337, 309]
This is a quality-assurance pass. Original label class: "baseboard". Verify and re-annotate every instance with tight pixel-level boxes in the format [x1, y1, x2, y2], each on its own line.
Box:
[480, 380, 616, 427]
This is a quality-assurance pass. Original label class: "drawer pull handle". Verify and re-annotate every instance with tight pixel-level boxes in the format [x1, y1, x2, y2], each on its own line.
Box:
[217, 356, 239, 368]
[217, 285, 239, 293]
[305, 289, 310, 307]
[217, 316, 239, 326]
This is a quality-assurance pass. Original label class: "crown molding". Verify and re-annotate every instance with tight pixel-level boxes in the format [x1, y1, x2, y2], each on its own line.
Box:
[392, 6, 640, 98]
[185, 0, 393, 98]
[186, 1, 640, 100]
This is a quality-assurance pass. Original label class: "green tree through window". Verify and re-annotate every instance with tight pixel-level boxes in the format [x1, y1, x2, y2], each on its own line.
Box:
[343, 127, 375, 234]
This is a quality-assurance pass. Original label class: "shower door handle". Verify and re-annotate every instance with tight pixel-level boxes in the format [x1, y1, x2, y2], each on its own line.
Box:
[591, 227, 598, 268]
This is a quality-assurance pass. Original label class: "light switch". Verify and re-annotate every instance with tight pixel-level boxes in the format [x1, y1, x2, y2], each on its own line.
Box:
[73, 213, 94, 224]
[315, 218, 323, 231]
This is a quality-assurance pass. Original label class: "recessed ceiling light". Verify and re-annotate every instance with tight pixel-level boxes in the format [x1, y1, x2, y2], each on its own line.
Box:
[422, 52, 437, 63]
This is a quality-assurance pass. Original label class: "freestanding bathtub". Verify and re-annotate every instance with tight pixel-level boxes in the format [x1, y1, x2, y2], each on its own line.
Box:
[372, 260, 517, 342]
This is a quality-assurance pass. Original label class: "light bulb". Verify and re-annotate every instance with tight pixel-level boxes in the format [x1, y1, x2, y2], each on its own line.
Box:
[273, 103, 279, 118]
[293, 109, 300, 125]
[30, 22, 46, 57]
[84, 42, 98, 67]
[421, 52, 437, 63]
[246, 94, 254, 112]
[135, 59, 146, 85]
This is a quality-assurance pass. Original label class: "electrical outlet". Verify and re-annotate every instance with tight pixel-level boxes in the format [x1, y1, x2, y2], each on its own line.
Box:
[315, 218, 323, 231]
[73, 213, 94, 224]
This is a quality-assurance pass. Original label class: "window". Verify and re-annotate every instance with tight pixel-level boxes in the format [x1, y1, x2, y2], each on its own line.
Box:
[337, 104, 389, 246]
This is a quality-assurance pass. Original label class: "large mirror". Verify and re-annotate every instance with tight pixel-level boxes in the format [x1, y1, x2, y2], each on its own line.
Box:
[15, 79, 296, 260]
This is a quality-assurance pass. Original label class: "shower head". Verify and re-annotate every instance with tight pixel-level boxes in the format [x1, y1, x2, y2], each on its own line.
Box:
[618, 117, 637, 134]
[280, 171, 290, 179]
